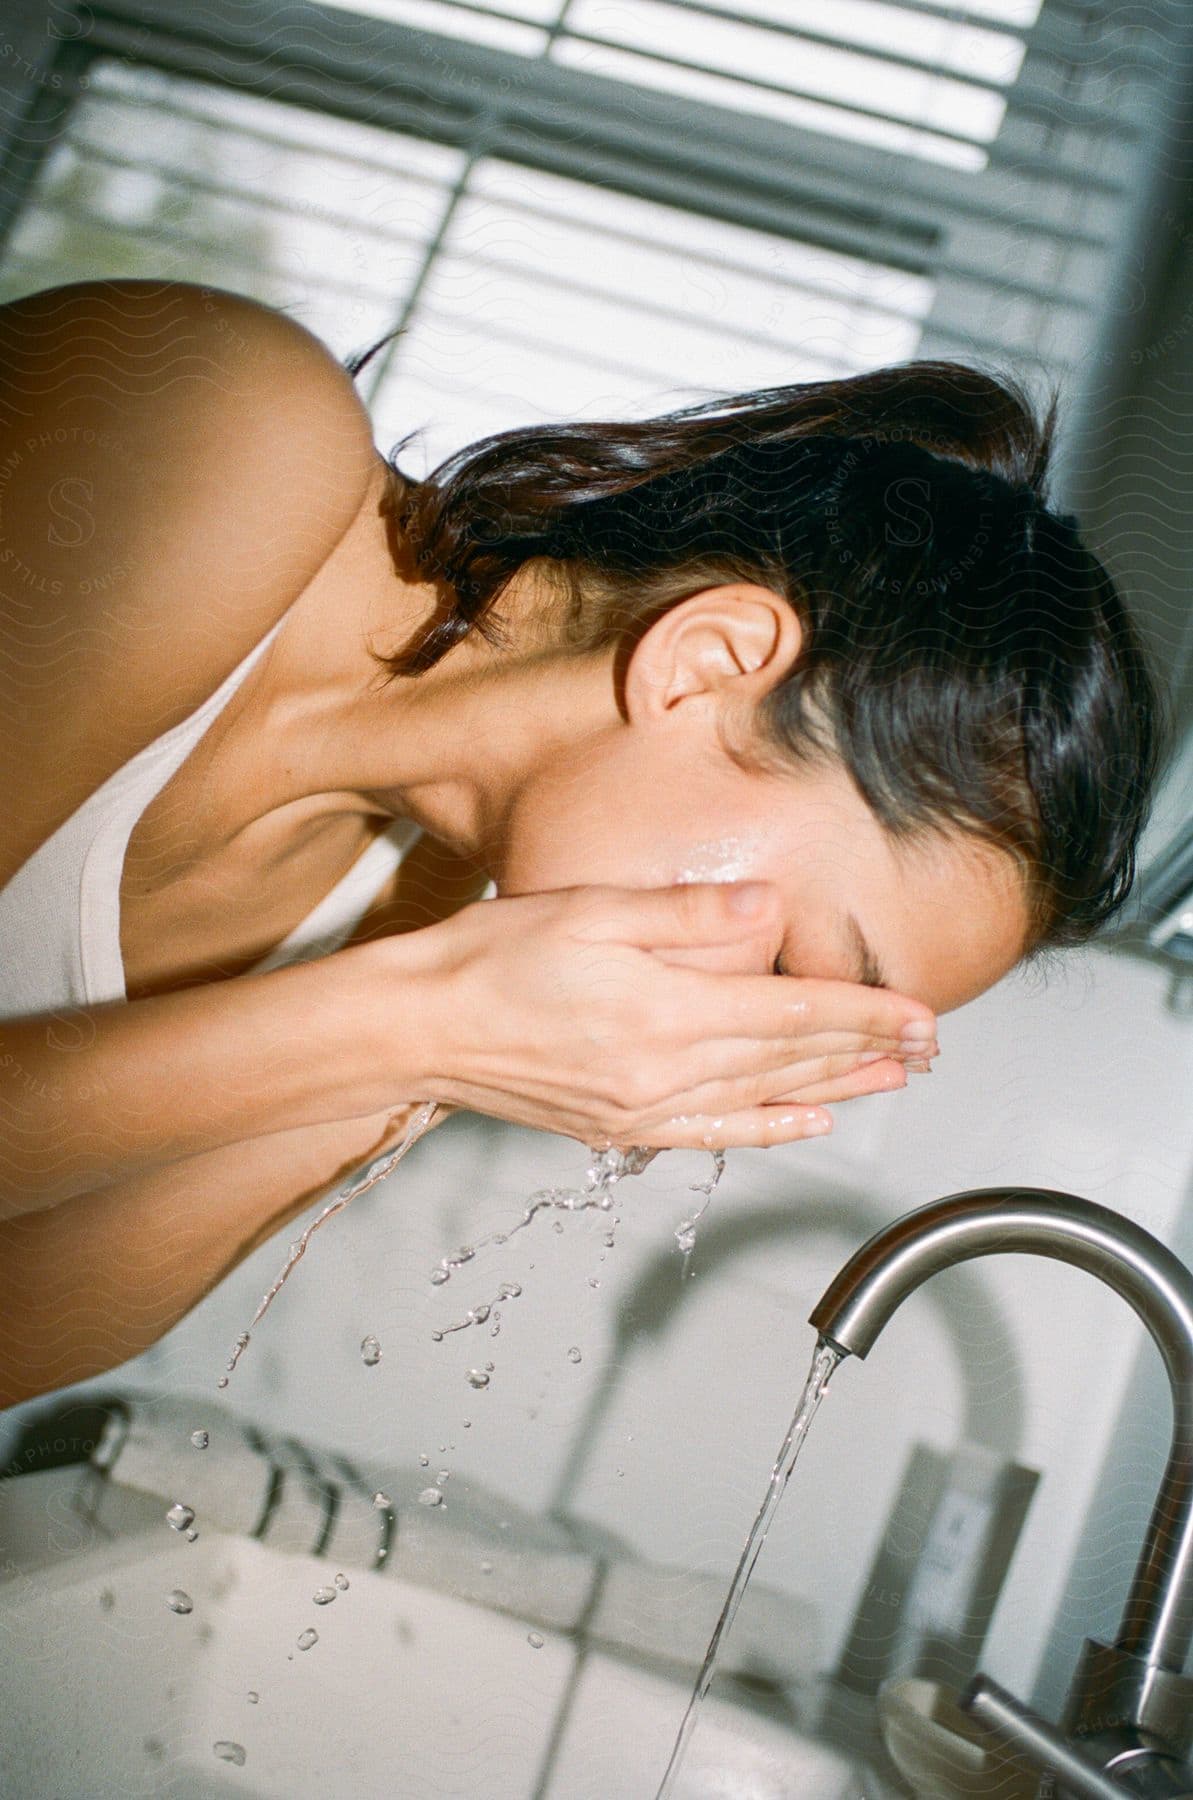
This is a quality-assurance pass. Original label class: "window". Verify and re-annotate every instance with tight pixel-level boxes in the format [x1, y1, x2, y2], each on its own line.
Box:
[0, 0, 1180, 480]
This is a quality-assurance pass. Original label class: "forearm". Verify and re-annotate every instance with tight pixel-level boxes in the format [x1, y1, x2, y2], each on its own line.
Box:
[0, 1097, 453, 1408]
[0, 934, 437, 1218]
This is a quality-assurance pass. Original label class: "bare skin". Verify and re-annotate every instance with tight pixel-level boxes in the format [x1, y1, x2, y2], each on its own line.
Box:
[0, 279, 1028, 1404]
[117, 450, 1024, 1023]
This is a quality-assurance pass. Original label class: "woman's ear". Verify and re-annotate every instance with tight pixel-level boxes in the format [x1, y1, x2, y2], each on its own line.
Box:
[624, 583, 803, 720]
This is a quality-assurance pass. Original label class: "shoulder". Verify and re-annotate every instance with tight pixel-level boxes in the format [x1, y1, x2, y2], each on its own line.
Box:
[0, 279, 383, 882]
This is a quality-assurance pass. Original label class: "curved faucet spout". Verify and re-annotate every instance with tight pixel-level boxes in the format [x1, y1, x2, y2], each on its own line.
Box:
[808, 1187, 1193, 1677]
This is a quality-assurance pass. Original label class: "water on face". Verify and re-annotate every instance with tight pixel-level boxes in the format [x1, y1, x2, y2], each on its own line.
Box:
[653, 1336, 843, 1800]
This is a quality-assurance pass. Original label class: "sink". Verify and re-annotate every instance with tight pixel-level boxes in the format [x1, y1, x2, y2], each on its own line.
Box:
[0, 1467, 902, 1798]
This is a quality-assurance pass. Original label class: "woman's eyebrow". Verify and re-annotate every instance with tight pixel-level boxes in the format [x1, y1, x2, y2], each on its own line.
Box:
[847, 912, 887, 989]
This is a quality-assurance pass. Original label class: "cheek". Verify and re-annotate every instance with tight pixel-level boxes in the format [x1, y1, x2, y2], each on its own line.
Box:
[669, 836, 765, 885]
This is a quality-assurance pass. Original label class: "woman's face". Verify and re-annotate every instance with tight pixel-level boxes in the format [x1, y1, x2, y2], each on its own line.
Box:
[488, 582, 1031, 1017]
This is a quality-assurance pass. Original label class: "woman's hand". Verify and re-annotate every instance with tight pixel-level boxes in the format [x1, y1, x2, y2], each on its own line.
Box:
[388, 879, 937, 1153]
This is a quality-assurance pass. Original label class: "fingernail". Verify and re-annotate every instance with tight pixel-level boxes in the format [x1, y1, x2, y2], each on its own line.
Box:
[900, 1019, 936, 1045]
[905, 1059, 933, 1074]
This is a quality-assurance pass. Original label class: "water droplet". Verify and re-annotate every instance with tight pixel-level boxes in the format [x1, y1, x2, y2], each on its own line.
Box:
[430, 1268, 449, 1286]
[527, 1631, 545, 1649]
[675, 1224, 696, 1255]
[99, 1588, 115, 1611]
[490, 1322, 501, 1337]
[467, 1369, 490, 1389]
[616, 1467, 625, 1478]
[335, 1573, 349, 1591]
[166, 1503, 195, 1532]
[498, 1282, 522, 1299]
[419, 1453, 429, 1466]
[166, 1590, 193, 1615]
[360, 1334, 382, 1366]
[567, 1346, 582, 1364]
[313, 1586, 337, 1605]
[462, 1419, 471, 1429]
[297, 1628, 318, 1651]
[216, 1376, 229, 1389]
[372, 1491, 392, 1509]
[603, 1234, 615, 1249]
[469, 1304, 490, 1324]
[552, 1219, 564, 1234]
[213, 1741, 246, 1766]
[190, 1430, 209, 1450]
[418, 1488, 444, 1508]
[430, 1330, 444, 1342]
[185, 1528, 198, 1543]
[247, 1692, 259, 1705]
[436, 1470, 450, 1485]
[481, 1560, 493, 1574]
[588, 1276, 601, 1289]
[485, 1361, 494, 1372]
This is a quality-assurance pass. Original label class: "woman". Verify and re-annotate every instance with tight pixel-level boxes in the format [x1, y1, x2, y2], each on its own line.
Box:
[0, 279, 1165, 1407]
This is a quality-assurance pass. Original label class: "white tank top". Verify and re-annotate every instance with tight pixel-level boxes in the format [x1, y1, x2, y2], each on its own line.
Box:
[0, 611, 436, 1024]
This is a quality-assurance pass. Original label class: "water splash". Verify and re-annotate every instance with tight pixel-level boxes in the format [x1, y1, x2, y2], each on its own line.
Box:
[218, 1100, 440, 1386]
[428, 1145, 658, 1296]
[674, 1150, 726, 1279]
[654, 1336, 843, 1799]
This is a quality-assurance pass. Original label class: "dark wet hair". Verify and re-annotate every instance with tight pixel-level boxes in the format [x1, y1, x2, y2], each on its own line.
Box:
[345, 329, 1169, 961]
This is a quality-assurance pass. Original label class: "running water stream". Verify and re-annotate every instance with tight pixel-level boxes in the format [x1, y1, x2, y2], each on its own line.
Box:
[653, 1335, 844, 1799]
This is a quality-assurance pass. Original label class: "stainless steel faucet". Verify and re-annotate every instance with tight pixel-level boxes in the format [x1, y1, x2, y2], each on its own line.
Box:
[809, 1187, 1193, 1799]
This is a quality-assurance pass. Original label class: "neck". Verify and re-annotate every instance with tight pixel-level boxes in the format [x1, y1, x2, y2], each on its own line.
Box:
[228, 472, 611, 876]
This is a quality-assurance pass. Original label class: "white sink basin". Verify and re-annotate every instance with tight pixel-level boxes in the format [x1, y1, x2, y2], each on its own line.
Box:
[0, 1468, 900, 1798]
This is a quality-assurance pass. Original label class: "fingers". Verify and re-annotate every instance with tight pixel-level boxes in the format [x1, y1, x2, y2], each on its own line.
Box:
[774, 1058, 909, 1106]
[588, 878, 782, 949]
[631, 1102, 836, 1153]
[675, 966, 937, 1055]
